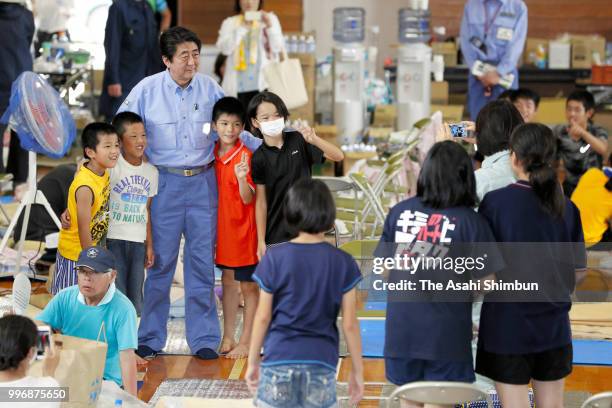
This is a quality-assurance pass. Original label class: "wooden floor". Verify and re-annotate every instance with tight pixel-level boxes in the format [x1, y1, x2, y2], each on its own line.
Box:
[2, 277, 611, 406]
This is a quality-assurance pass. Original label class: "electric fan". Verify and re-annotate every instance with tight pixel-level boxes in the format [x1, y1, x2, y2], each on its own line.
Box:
[0, 71, 76, 284]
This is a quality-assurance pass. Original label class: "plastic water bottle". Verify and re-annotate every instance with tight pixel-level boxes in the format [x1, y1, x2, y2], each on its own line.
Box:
[399, 7, 431, 44]
[114, 399, 123, 407]
[298, 35, 307, 53]
[289, 35, 298, 53]
[306, 35, 316, 54]
[333, 8, 365, 43]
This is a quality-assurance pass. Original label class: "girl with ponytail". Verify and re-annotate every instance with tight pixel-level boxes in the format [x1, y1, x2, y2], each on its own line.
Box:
[475, 123, 587, 407]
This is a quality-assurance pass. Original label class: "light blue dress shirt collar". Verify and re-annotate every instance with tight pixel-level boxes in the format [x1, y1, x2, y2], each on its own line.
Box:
[162, 69, 194, 94]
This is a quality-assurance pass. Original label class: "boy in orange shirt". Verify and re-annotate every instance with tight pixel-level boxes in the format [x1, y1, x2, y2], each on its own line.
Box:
[212, 97, 259, 358]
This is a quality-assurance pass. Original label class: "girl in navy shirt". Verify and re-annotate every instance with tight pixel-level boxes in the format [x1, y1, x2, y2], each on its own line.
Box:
[377, 141, 503, 402]
[477, 123, 586, 408]
[246, 179, 364, 408]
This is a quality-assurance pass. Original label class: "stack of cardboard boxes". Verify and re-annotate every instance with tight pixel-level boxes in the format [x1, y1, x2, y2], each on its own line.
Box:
[523, 35, 606, 69]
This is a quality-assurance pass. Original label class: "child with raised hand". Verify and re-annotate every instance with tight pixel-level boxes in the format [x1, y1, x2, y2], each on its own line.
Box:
[246, 178, 363, 408]
[477, 123, 586, 408]
[376, 141, 502, 407]
[53, 123, 119, 294]
[247, 91, 344, 258]
[212, 96, 260, 359]
[553, 90, 608, 196]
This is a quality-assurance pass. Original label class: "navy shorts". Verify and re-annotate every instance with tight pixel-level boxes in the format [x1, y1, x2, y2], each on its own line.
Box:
[216, 264, 257, 282]
[385, 357, 475, 385]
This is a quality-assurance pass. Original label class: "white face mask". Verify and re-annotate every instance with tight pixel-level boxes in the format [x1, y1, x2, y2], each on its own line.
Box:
[258, 118, 285, 137]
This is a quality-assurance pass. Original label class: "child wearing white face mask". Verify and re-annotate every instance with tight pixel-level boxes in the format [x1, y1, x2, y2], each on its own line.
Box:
[247, 91, 344, 259]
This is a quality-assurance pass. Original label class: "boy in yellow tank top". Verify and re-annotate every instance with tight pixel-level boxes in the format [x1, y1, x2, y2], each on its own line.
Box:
[52, 123, 120, 294]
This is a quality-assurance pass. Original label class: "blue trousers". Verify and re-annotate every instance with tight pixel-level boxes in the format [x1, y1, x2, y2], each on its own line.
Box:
[137, 168, 220, 352]
[107, 239, 145, 315]
[467, 74, 515, 121]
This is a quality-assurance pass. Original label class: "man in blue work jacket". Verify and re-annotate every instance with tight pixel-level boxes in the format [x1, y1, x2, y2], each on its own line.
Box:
[118, 26, 261, 360]
[100, 0, 163, 120]
[460, 0, 527, 120]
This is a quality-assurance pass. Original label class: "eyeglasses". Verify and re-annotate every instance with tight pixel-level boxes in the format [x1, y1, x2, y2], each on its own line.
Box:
[76, 268, 110, 278]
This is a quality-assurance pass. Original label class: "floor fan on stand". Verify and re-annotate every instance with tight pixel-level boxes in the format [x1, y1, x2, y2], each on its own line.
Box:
[0, 71, 76, 313]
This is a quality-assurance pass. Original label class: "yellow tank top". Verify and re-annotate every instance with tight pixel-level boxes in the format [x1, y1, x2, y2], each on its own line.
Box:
[58, 166, 110, 260]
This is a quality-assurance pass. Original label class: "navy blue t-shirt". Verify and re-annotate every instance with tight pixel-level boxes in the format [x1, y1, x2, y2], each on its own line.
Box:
[478, 180, 586, 354]
[378, 196, 504, 362]
[252, 242, 362, 370]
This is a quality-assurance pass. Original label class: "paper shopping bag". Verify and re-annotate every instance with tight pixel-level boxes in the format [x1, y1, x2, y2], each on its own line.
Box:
[30, 332, 108, 407]
[263, 51, 308, 110]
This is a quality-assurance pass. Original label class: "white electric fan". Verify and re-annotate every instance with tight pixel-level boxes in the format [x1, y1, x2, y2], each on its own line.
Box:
[0, 71, 76, 300]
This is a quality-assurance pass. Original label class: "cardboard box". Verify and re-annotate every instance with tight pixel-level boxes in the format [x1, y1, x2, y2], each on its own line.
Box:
[431, 81, 449, 105]
[314, 124, 338, 144]
[373, 105, 397, 127]
[432, 42, 457, 68]
[549, 41, 571, 69]
[430, 104, 464, 122]
[570, 35, 606, 69]
[368, 127, 394, 140]
[522, 37, 548, 67]
[533, 97, 566, 125]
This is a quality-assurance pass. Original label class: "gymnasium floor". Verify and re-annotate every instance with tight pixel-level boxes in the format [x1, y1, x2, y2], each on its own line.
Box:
[136, 287, 612, 406]
[1, 271, 611, 407]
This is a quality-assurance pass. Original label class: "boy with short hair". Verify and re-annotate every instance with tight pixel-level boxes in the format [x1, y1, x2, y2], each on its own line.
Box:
[554, 90, 609, 196]
[107, 112, 159, 315]
[52, 123, 119, 295]
[212, 97, 259, 358]
[510, 88, 540, 123]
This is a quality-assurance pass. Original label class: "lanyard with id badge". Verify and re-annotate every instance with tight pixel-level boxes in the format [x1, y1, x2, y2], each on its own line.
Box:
[471, 2, 513, 54]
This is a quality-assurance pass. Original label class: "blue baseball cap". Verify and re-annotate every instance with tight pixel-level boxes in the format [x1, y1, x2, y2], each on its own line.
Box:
[75, 246, 116, 273]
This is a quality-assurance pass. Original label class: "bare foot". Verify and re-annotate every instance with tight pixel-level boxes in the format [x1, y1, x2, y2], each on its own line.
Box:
[220, 337, 236, 354]
[226, 343, 249, 359]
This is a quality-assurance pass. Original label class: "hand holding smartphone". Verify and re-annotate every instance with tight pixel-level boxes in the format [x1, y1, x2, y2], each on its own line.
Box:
[449, 122, 475, 138]
[36, 325, 52, 360]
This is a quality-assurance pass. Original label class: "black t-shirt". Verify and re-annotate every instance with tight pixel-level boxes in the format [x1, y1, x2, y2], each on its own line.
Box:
[15, 164, 76, 241]
[376, 196, 504, 362]
[478, 180, 586, 354]
[251, 131, 324, 244]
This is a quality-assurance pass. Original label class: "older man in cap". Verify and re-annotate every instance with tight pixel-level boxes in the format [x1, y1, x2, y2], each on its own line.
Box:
[37, 246, 138, 395]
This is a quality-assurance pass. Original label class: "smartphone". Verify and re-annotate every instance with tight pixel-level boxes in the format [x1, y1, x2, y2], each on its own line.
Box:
[449, 123, 470, 138]
[36, 325, 52, 360]
[244, 11, 261, 21]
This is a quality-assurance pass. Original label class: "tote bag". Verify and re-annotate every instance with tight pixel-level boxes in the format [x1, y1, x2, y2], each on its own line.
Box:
[263, 49, 308, 110]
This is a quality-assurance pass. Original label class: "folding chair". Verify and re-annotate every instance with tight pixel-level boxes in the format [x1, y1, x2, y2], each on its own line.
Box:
[581, 391, 612, 408]
[387, 381, 488, 407]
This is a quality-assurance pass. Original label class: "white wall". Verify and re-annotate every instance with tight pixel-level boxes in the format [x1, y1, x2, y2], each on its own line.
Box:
[304, 0, 411, 75]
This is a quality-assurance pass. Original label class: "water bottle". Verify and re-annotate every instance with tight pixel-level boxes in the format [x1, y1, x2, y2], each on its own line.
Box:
[306, 35, 316, 54]
[114, 399, 123, 407]
[289, 35, 298, 53]
[333, 8, 365, 43]
[298, 35, 307, 53]
[399, 7, 431, 44]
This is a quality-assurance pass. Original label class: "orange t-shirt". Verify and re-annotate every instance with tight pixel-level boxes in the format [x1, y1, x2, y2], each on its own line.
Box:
[214, 142, 258, 267]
